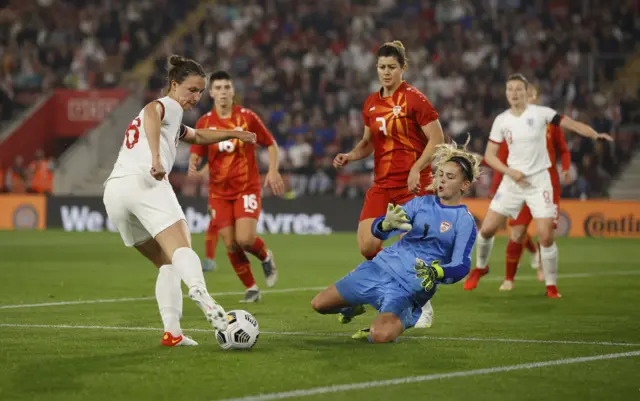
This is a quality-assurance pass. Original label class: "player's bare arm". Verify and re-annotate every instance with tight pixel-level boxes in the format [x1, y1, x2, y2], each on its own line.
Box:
[181, 127, 257, 145]
[334, 127, 373, 168]
[264, 144, 285, 195]
[408, 120, 445, 193]
[559, 117, 614, 142]
[484, 141, 527, 186]
[143, 102, 165, 180]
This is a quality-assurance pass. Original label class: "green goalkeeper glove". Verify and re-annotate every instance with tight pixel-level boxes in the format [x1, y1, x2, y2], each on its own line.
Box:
[381, 203, 412, 232]
[414, 258, 444, 292]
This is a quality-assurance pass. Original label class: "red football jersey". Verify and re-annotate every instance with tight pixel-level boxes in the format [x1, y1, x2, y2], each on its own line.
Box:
[191, 105, 275, 199]
[361, 81, 439, 189]
[489, 123, 571, 196]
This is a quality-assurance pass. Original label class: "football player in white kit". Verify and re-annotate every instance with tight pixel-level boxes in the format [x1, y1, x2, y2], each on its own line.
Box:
[464, 74, 612, 298]
[103, 55, 257, 346]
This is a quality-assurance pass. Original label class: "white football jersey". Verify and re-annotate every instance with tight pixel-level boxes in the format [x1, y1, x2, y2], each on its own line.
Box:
[108, 97, 186, 180]
[488, 104, 558, 176]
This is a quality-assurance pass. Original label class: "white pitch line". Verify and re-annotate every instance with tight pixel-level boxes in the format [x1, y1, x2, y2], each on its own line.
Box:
[212, 350, 640, 401]
[0, 286, 325, 310]
[1, 323, 639, 348]
[1, 269, 639, 310]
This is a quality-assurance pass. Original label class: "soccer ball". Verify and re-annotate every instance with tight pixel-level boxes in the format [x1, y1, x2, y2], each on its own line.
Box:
[215, 310, 259, 350]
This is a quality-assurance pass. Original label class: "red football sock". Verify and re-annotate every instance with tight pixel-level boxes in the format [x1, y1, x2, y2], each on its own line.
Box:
[363, 246, 383, 261]
[524, 234, 537, 254]
[505, 240, 524, 281]
[227, 250, 256, 289]
[246, 236, 268, 261]
[205, 220, 218, 260]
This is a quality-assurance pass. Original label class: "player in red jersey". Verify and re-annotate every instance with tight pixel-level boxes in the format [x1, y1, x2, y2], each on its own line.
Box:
[468, 85, 571, 294]
[189, 70, 285, 303]
[333, 41, 444, 328]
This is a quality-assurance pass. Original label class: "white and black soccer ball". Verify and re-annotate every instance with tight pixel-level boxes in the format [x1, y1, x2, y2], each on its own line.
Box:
[215, 310, 260, 350]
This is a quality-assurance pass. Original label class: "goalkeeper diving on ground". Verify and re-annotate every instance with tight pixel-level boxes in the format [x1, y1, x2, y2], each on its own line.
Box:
[311, 138, 479, 343]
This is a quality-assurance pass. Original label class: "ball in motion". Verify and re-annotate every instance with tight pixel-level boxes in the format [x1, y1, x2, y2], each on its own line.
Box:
[215, 310, 260, 350]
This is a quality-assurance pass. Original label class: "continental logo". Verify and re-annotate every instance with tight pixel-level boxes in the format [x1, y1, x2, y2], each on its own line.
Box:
[584, 213, 640, 237]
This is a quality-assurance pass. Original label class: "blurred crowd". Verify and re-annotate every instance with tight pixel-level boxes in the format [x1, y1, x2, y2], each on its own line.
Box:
[0, 0, 198, 121]
[148, 0, 640, 200]
[1, 0, 639, 199]
[0, 148, 54, 193]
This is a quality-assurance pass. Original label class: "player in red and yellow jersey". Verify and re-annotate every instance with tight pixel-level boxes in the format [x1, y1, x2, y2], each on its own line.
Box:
[189, 70, 285, 303]
[333, 41, 444, 329]
[481, 85, 571, 293]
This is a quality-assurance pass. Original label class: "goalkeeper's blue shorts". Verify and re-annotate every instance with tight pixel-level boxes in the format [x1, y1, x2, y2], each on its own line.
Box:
[335, 260, 434, 329]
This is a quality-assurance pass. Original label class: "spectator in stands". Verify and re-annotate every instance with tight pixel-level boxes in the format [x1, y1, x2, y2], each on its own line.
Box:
[27, 148, 54, 193]
[6, 155, 27, 193]
[288, 134, 313, 196]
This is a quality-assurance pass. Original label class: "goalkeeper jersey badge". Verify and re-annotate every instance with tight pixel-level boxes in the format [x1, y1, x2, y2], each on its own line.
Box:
[440, 221, 452, 233]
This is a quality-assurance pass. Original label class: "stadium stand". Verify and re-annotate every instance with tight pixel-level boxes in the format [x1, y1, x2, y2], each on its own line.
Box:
[1, 0, 638, 199]
[143, 0, 640, 200]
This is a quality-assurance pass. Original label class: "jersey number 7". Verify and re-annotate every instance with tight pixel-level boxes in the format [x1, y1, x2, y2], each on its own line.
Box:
[375, 117, 389, 136]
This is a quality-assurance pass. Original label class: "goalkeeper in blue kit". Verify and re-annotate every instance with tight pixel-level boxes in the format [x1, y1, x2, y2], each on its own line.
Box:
[311, 140, 479, 343]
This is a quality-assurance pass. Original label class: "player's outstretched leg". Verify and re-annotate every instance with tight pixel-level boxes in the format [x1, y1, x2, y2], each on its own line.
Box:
[155, 222, 228, 331]
[311, 285, 363, 319]
[156, 265, 197, 346]
[203, 219, 218, 272]
[135, 240, 200, 345]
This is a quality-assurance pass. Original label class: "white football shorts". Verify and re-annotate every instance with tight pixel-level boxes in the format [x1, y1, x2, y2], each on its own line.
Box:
[103, 174, 186, 247]
[489, 169, 556, 220]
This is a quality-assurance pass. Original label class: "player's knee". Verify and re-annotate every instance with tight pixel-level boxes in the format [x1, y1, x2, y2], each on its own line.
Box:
[537, 229, 554, 247]
[359, 242, 381, 260]
[509, 227, 527, 243]
[538, 236, 554, 248]
[369, 327, 398, 344]
[310, 294, 327, 314]
[222, 239, 240, 253]
[235, 233, 256, 250]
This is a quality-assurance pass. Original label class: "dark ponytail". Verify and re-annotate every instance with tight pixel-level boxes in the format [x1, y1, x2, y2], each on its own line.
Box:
[166, 55, 206, 93]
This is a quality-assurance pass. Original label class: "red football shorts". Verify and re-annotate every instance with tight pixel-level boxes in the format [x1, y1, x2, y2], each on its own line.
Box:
[208, 190, 262, 229]
[509, 184, 561, 228]
[359, 185, 429, 221]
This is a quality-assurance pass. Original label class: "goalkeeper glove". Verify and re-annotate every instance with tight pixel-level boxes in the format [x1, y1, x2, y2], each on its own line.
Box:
[414, 258, 444, 292]
[381, 203, 412, 231]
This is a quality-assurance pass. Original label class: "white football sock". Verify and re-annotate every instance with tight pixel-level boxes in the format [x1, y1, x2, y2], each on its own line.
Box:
[475, 234, 495, 268]
[156, 265, 183, 337]
[540, 243, 558, 286]
[172, 247, 208, 291]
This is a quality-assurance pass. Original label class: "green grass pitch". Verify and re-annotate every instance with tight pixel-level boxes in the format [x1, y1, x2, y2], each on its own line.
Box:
[0, 231, 639, 401]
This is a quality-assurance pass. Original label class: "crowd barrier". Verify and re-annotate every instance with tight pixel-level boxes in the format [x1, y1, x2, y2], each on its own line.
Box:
[1, 194, 639, 238]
